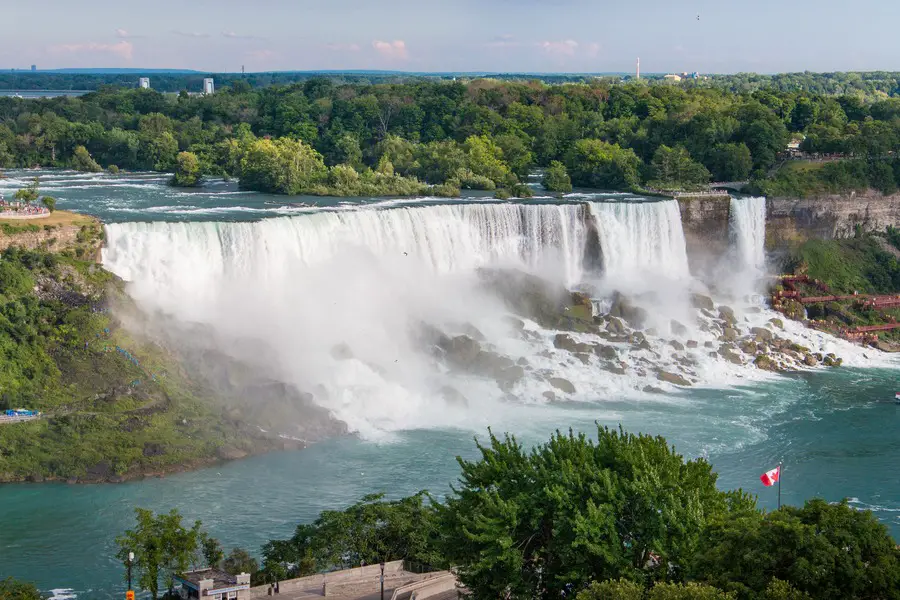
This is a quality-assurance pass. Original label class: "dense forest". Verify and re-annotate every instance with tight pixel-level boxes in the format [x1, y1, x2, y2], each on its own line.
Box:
[2, 74, 900, 196]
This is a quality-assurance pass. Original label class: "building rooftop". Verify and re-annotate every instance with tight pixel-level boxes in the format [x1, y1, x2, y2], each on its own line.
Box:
[177, 569, 239, 590]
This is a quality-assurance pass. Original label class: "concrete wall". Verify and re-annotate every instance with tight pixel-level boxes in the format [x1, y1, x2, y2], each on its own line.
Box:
[247, 561, 406, 599]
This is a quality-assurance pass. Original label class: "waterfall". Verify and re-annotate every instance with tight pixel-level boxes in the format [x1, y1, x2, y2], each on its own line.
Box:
[729, 196, 767, 273]
[587, 200, 690, 280]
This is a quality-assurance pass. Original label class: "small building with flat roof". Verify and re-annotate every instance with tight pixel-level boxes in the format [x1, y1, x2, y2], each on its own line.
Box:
[175, 569, 251, 600]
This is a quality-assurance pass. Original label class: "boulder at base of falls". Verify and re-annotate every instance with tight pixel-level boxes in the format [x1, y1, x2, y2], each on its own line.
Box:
[823, 355, 843, 367]
[718, 347, 743, 365]
[718, 306, 737, 325]
[803, 353, 819, 367]
[595, 344, 619, 360]
[542, 391, 557, 402]
[548, 377, 576, 394]
[444, 335, 481, 367]
[687, 340, 699, 349]
[691, 293, 715, 311]
[606, 316, 627, 335]
[554, 334, 595, 354]
[477, 268, 568, 328]
[754, 354, 777, 371]
[769, 318, 785, 329]
[643, 385, 666, 394]
[669, 340, 685, 351]
[440, 385, 469, 407]
[720, 327, 739, 342]
[608, 291, 649, 329]
[470, 350, 515, 376]
[497, 366, 526, 391]
[751, 327, 773, 341]
[670, 319, 689, 337]
[656, 370, 692, 387]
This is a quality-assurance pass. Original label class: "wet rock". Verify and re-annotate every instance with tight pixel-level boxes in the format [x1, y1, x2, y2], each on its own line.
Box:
[461, 323, 486, 341]
[721, 327, 739, 342]
[754, 354, 776, 371]
[549, 377, 576, 394]
[542, 391, 558, 402]
[330, 343, 354, 361]
[669, 340, 685, 351]
[554, 334, 594, 354]
[27, 474, 45, 483]
[823, 355, 843, 367]
[645, 328, 659, 336]
[803, 354, 819, 367]
[478, 268, 568, 328]
[769, 318, 785, 329]
[574, 353, 592, 365]
[691, 293, 715, 311]
[701, 308, 717, 320]
[609, 292, 649, 329]
[440, 385, 469, 407]
[602, 362, 627, 375]
[687, 340, 699, 349]
[516, 357, 529, 366]
[538, 349, 554, 359]
[746, 307, 762, 314]
[704, 341, 715, 348]
[740, 340, 759, 355]
[656, 370, 692, 387]
[445, 335, 481, 366]
[674, 355, 697, 368]
[718, 306, 737, 325]
[750, 327, 773, 341]
[718, 347, 743, 364]
[472, 351, 514, 374]
[595, 345, 619, 360]
[497, 366, 526, 391]
[606, 316, 627, 335]
[643, 385, 666, 394]
[670, 320, 689, 337]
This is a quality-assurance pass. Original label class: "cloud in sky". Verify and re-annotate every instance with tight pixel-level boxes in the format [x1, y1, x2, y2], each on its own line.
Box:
[172, 30, 210, 38]
[115, 29, 129, 38]
[223, 31, 263, 40]
[49, 40, 134, 61]
[372, 40, 408, 60]
[325, 43, 361, 52]
[540, 40, 579, 57]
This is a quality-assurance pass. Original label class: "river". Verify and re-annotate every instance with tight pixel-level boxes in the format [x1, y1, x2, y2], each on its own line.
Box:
[0, 171, 897, 598]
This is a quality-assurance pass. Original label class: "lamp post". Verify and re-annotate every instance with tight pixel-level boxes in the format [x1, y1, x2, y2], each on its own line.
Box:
[127, 551, 135, 599]
[380, 562, 385, 600]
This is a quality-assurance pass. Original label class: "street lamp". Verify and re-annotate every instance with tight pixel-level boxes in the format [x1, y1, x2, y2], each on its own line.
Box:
[380, 562, 385, 600]
[127, 551, 135, 600]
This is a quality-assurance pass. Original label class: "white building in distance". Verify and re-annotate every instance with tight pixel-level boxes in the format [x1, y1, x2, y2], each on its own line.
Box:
[139, 77, 150, 89]
[203, 78, 215, 95]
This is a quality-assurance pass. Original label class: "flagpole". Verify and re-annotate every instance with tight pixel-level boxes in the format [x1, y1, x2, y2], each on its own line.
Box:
[777, 462, 782, 510]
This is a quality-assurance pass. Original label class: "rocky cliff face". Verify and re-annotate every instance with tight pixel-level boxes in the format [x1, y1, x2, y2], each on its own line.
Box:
[0, 212, 104, 259]
[677, 197, 731, 275]
[766, 190, 900, 246]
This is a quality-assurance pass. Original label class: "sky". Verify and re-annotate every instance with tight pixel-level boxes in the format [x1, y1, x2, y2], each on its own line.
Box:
[2, 0, 900, 74]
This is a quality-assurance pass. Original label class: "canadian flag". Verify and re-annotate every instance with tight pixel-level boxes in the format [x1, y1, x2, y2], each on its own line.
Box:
[760, 466, 781, 487]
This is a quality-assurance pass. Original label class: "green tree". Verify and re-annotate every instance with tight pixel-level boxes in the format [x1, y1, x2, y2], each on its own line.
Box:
[691, 499, 900, 600]
[566, 139, 642, 190]
[649, 145, 711, 190]
[171, 151, 202, 187]
[464, 135, 512, 186]
[762, 580, 812, 600]
[200, 531, 224, 569]
[440, 426, 756, 600]
[0, 577, 41, 600]
[261, 492, 440, 580]
[543, 160, 573, 192]
[115, 508, 203, 600]
[41, 196, 56, 213]
[71, 145, 102, 172]
[647, 582, 734, 600]
[239, 137, 328, 195]
[706, 143, 753, 182]
[14, 178, 39, 205]
[577, 579, 644, 600]
[223, 548, 260, 576]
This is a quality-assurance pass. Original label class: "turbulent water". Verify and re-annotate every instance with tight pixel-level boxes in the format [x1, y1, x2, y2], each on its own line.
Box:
[1, 171, 898, 597]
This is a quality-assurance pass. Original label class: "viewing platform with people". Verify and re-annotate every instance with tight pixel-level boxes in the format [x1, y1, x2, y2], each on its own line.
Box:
[0, 196, 52, 219]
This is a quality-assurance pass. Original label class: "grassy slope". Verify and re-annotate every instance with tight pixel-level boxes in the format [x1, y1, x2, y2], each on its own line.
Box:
[0, 241, 279, 482]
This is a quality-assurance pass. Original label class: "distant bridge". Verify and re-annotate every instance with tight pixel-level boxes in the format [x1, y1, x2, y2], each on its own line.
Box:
[710, 181, 749, 192]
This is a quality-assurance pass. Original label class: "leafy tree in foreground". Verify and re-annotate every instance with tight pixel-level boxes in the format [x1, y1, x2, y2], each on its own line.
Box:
[115, 508, 207, 600]
[223, 547, 259, 576]
[260, 492, 441, 582]
[41, 196, 56, 212]
[543, 160, 573, 192]
[690, 499, 900, 600]
[440, 426, 756, 600]
[0, 577, 41, 600]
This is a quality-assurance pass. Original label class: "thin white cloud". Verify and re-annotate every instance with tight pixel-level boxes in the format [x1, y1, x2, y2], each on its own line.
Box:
[325, 43, 361, 52]
[172, 30, 210, 38]
[246, 49, 278, 61]
[540, 40, 579, 56]
[223, 31, 263, 40]
[49, 41, 134, 61]
[115, 29, 129, 39]
[372, 40, 408, 60]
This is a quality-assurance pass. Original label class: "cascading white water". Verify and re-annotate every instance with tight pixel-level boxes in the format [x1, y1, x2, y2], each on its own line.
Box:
[588, 200, 691, 281]
[730, 196, 768, 273]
